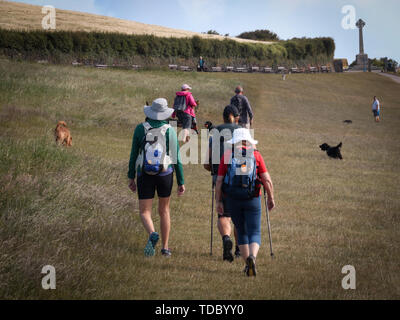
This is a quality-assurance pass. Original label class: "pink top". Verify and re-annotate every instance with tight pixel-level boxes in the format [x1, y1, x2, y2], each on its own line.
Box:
[173, 91, 197, 118]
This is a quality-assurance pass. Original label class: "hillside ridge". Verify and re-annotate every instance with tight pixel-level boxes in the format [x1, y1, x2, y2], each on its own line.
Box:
[0, 0, 272, 45]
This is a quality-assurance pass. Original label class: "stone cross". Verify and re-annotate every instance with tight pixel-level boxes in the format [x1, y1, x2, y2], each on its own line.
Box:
[356, 19, 366, 55]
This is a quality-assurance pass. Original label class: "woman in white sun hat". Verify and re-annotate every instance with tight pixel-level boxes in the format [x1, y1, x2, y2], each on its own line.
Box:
[128, 98, 185, 258]
[215, 128, 275, 277]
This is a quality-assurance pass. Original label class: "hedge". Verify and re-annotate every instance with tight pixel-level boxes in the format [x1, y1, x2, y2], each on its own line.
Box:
[0, 29, 335, 66]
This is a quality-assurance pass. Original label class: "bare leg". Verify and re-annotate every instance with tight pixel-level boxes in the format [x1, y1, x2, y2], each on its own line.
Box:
[158, 197, 171, 250]
[139, 199, 155, 235]
[240, 245, 250, 262]
[218, 217, 232, 237]
[249, 243, 260, 259]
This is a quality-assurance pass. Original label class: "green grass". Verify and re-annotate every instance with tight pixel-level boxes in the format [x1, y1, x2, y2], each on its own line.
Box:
[0, 58, 399, 299]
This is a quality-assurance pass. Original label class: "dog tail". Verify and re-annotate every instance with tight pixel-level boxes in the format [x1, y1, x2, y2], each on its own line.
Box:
[338, 142, 343, 148]
[57, 121, 68, 127]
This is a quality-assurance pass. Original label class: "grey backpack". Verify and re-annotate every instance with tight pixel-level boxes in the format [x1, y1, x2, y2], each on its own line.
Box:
[174, 95, 187, 112]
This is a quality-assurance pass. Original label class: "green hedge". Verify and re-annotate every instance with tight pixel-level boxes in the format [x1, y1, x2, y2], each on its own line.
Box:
[0, 29, 335, 66]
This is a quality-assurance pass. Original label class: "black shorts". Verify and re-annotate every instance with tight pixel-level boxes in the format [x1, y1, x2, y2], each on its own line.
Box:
[176, 111, 192, 130]
[137, 173, 174, 200]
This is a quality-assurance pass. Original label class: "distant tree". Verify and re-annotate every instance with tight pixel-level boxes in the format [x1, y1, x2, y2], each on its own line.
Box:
[370, 57, 398, 71]
[224, 33, 230, 37]
[206, 30, 220, 35]
[237, 29, 279, 41]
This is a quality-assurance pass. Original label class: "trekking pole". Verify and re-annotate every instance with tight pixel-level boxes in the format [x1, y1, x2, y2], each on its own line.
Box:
[210, 180, 215, 256]
[263, 188, 275, 259]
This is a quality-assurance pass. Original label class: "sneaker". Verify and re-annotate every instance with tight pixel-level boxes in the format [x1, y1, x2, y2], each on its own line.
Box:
[223, 237, 234, 263]
[235, 246, 241, 258]
[246, 255, 257, 277]
[161, 249, 172, 257]
[144, 232, 159, 257]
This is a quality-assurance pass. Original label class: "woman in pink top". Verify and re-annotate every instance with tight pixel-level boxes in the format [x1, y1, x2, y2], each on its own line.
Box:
[172, 84, 198, 142]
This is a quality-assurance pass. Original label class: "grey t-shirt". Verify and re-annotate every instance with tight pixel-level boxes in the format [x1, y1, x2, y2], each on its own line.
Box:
[230, 94, 254, 126]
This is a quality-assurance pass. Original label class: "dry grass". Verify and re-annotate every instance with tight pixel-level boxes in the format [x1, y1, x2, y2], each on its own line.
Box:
[0, 0, 271, 45]
[0, 58, 399, 299]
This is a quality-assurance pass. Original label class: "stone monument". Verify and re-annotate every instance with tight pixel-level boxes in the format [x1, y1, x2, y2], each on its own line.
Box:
[355, 19, 368, 70]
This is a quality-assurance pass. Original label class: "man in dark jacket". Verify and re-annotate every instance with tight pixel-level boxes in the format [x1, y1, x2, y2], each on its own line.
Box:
[230, 86, 254, 128]
[204, 105, 241, 261]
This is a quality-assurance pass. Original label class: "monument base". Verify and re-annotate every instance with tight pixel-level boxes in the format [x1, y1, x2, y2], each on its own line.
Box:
[353, 54, 369, 70]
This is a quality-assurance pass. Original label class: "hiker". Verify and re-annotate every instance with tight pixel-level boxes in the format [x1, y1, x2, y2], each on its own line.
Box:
[215, 128, 275, 276]
[172, 84, 198, 143]
[372, 96, 381, 122]
[204, 105, 242, 261]
[198, 56, 205, 72]
[230, 86, 254, 129]
[128, 98, 185, 257]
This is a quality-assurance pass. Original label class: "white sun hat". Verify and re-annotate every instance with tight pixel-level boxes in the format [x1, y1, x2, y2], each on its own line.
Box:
[181, 84, 192, 90]
[227, 128, 258, 145]
[144, 98, 174, 121]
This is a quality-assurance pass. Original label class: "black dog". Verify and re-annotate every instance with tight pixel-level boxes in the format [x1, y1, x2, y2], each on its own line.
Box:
[204, 121, 214, 132]
[320, 142, 343, 160]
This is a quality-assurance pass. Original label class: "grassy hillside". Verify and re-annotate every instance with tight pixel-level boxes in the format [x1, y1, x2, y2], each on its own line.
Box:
[0, 58, 399, 299]
[0, 0, 268, 44]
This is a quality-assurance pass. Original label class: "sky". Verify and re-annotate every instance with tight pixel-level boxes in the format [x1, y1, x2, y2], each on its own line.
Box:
[13, 0, 400, 63]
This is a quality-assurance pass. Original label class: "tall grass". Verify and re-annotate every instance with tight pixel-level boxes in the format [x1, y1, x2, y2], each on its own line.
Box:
[0, 58, 399, 299]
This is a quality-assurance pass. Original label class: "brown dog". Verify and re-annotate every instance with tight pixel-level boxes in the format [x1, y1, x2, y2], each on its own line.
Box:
[55, 121, 72, 147]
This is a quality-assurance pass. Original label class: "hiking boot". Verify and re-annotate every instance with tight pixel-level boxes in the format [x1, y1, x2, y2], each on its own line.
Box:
[161, 249, 172, 257]
[144, 232, 159, 257]
[235, 246, 241, 258]
[246, 255, 257, 277]
[223, 237, 234, 263]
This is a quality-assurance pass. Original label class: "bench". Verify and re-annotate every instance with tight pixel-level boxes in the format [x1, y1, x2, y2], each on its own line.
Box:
[211, 67, 222, 72]
[276, 67, 286, 74]
[235, 67, 248, 73]
[180, 66, 191, 72]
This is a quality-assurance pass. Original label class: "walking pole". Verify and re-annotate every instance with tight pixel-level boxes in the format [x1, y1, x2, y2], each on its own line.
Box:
[210, 180, 215, 256]
[263, 188, 275, 259]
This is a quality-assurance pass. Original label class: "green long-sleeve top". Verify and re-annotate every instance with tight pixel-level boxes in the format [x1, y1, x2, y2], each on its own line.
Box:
[128, 118, 185, 186]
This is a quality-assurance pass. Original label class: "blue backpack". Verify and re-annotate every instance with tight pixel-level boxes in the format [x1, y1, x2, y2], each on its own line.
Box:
[223, 148, 257, 200]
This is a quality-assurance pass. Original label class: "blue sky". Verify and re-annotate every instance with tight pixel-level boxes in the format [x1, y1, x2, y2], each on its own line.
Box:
[13, 0, 400, 62]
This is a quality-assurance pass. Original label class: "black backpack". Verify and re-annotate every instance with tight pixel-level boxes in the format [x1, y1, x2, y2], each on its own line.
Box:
[231, 95, 243, 114]
[174, 95, 187, 112]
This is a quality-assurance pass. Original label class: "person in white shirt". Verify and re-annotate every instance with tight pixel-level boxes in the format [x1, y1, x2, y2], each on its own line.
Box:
[372, 96, 381, 122]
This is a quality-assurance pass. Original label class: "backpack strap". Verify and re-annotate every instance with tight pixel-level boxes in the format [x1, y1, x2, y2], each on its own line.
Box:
[159, 124, 171, 136]
[143, 122, 152, 133]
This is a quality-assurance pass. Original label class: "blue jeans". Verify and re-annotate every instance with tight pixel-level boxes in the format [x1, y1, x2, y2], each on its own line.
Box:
[225, 196, 262, 246]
